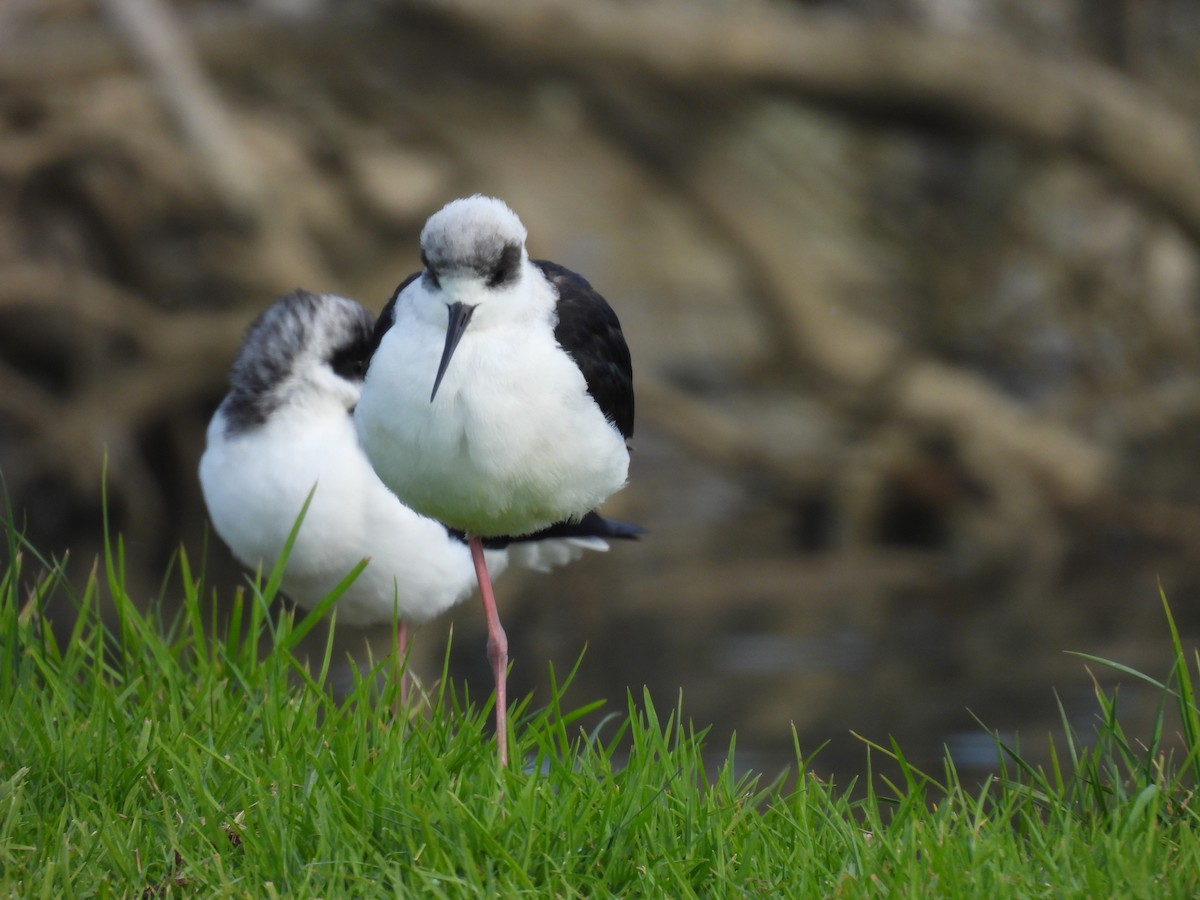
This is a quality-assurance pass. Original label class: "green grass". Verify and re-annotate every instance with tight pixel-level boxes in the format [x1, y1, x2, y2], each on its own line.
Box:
[3, 513, 1200, 897]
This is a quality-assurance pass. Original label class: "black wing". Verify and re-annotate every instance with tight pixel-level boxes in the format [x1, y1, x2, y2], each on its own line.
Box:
[514, 511, 647, 544]
[535, 259, 634, 441]
[363, 271, 421, 369]
[448, 511, 647, 549]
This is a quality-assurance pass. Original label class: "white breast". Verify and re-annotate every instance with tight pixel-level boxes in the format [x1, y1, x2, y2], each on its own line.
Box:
[356, 308, 629, 537]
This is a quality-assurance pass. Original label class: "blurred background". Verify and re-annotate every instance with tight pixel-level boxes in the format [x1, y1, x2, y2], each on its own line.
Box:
[5, 0, 1200, 786]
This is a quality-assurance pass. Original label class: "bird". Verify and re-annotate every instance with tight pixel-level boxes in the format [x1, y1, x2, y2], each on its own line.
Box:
[355, 195, 636, 765]
[199, 289, 641, 701]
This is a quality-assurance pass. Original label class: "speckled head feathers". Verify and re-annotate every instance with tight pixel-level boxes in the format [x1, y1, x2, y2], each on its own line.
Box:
[221, 290, 374, 432]
[419, 195, 528, 287]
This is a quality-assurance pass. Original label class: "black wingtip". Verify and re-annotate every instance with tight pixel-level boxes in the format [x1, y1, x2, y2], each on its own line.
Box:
[519, 510, 648, 543]
[449, 510, 648, 549]
[582, 513, 648, 541]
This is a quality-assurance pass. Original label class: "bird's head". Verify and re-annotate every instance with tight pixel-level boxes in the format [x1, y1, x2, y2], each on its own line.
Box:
[417, 195, 533, 400]
[224, 291, 375, 431]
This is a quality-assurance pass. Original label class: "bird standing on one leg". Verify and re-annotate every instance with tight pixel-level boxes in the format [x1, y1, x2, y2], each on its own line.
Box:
[199, 289, 639, 704]
[356, 195, 636, 766]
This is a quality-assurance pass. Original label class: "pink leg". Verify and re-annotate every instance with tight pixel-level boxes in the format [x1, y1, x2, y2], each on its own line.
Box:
[396, 620, 409, 710]
[469, 536, 508, 767]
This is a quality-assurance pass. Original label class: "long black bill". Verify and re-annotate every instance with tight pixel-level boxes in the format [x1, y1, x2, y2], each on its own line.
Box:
[430, 301, 476, 401]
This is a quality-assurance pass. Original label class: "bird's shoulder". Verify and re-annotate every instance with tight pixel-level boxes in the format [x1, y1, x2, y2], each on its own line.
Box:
[534, 259, 635, 440]
[364, 271, 421, 368]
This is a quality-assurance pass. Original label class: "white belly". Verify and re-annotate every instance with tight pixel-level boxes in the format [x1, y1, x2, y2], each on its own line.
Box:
[357, 316, 629, 536]
[199, 408, 488, 625]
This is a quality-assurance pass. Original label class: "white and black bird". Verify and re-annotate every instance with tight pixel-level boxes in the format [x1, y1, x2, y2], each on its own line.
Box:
[355, 195, 636, 765]
[199, 290, 640, 699]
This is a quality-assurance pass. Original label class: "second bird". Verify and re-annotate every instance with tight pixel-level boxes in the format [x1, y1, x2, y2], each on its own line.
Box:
[356, 195, 636, 766]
